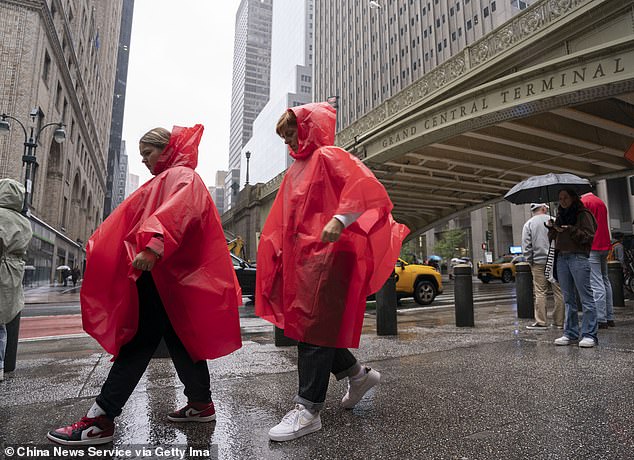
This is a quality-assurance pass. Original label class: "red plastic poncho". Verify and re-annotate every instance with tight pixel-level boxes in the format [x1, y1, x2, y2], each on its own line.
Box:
[255, 102, 409, 348]
[81, 125, 242, 361]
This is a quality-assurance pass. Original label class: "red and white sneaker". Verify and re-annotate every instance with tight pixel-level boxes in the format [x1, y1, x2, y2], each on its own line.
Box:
[167, 401, 216, 423]
[47, 415, 114, 445]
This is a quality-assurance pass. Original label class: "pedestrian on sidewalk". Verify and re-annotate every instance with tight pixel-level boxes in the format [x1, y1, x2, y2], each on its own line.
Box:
[548, 188, 598, 348]
[48, 125, 242, 446]
[0, 179, 33, 382]
[522, 203, 564, 330]
[581, 192, 615, 328]
[71, 266, 80, 287]
[256, 102, 408, 442]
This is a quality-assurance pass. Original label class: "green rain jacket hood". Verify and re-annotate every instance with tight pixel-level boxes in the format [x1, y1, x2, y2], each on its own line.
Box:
[0, 179, 33, 324]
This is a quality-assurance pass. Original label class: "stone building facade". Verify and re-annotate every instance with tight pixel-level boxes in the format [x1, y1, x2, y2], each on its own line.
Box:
[0, 0, 123, 284]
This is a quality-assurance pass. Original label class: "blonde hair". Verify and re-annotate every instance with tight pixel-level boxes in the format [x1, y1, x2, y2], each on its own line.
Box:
[139, 127, 171, 148]
[275, 110, 297, 136]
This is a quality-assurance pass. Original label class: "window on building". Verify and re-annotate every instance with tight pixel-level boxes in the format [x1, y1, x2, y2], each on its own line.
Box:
[452, 31, 456, 41]
[55, 82, 62, 109]
[484, 6, 489, 17]
[512, 0, 528, 8]
[467, 20, 472, 30]
[42, 51, 51, 85]
[437, 43, 441, 52]
[492, 1, 497, 12]
[456, 2, 460, 11]
[474, 14, 478, 24]
[436, 18, 440, 27]
[450, 7, 454, 16]
[62, 197, 68, 227]
[458, 27, 462, 36]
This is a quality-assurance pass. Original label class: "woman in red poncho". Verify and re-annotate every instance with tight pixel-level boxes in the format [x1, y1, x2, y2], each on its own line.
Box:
[48, 125, 242, 446]
[257, 102, 408, 442]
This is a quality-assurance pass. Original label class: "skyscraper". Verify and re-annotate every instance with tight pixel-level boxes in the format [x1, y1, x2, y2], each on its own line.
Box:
[313, 0, 537, 131]
[240, 0, 314, 187]
[104, 0, 134, 217]
[226, 0, 273, 211]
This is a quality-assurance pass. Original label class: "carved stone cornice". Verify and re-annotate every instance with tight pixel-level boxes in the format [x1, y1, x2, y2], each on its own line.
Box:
[336, 0, 595, 149]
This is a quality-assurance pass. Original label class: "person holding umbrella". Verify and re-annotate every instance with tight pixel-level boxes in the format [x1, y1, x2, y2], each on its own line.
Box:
[547, 188, 598, 348]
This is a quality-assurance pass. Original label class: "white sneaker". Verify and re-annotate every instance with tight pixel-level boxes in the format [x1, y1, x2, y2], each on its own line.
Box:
[554, 336, 573, 346]
[268, 404, 321, 442]
[578, 337, 596, 348]
[341, 367, 381, 409]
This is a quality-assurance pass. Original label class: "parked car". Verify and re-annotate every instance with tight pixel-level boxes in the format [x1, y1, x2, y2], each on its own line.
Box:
[395, 258, 443, 305]
[477, 255, 525, 283]
[231, 253, 256, 301]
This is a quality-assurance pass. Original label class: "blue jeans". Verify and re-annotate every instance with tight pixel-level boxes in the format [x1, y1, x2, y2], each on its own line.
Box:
[0, 323, 6, 369]
[589, 250, 613, 323]
[557, 253, 597, 341]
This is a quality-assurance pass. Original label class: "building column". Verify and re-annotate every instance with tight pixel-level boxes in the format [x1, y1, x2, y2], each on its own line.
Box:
[470, 208, 486, 264]
[628, 176, 634, 233]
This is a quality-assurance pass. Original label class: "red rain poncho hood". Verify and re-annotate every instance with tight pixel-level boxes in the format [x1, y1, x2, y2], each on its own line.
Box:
[81, 125, 242, 361]
[255, 102, 409, 348]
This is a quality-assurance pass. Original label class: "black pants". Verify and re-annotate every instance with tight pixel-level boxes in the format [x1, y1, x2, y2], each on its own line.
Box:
[96, 272, 211, 419]
[294, 342, 361, 411]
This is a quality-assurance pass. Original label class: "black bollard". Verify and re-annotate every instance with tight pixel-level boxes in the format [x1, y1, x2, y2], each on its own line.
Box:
[376, 271, 398, 336]
[274, 326, 297, 347]
[4, 312, 21, 372]
[454, 264, 474, 327]
[515, 262, 534, 319]
[608, 261, 624, 307]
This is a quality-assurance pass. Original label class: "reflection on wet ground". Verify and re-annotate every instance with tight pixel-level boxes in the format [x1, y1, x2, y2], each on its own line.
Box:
[7, 283, 634, 459]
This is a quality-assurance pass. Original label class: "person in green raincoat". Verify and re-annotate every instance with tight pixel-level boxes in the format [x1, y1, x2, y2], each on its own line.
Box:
[0, 178, 33, 381]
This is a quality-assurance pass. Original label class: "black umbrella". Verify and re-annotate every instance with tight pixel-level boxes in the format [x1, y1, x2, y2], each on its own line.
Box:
[504, 173, 592, 205]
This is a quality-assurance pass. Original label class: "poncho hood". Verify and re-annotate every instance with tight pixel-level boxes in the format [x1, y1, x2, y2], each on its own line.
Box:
[152, 124, 203, 175]
[288, 102, 336, 160]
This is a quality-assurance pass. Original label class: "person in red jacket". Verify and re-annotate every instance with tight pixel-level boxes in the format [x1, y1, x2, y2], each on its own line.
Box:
[581, 192, 614, 328]
[48, 125, 242, 446]
[256, 102, 408, 442]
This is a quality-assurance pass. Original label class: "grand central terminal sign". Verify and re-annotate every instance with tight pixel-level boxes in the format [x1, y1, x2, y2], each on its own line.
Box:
[366, 42, 634, 162]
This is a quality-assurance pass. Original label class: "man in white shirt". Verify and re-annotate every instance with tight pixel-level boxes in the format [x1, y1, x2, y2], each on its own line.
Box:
[522, 203, 564, 330]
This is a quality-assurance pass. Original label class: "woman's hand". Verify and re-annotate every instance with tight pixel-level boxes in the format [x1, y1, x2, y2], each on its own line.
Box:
[321, 217, 344, 243]
[132, 249, 159, 271]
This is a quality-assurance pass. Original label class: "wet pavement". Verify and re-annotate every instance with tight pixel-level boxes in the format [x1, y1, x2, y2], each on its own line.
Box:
[2, 285, 633, 459]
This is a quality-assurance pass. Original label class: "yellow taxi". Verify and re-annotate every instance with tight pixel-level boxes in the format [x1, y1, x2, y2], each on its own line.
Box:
[477, 255, 525, 283]
[395, 258, 443, 305]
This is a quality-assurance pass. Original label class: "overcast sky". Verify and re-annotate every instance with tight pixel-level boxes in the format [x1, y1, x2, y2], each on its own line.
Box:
[121, 0, 241, 187]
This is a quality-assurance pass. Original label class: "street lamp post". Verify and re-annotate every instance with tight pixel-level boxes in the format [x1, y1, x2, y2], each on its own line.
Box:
[0, 107, 66, 214]
[245, 150, 251, 186]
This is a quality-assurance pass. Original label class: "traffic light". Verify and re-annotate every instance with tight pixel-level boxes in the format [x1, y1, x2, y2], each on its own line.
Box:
[485, 230, 492, 241]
